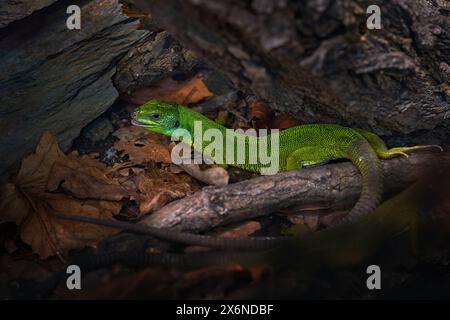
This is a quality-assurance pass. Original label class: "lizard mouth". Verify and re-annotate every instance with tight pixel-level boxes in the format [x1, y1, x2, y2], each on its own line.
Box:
[131, 119, 155, 128]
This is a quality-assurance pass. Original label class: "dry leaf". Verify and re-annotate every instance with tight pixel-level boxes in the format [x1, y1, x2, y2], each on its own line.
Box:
[0, 133, 62, 226]
[250, 101, 272, 129]
[15, 133, 65, 191]
[249, 101, 301, 130]
[113, 126, 171, 165]
[0, 183, 30, 224]
[1, 129, 203, 257]
[185, 221, 261, 253]
[129, 74, 213, 105]
[213, 221, 261, 238]
[20, 194, 121, 258]
[0, 133, 121, 258]
[47, 162, 129, 201]
[95, 124, 200, 215]
[271, 113, 301, 130]
[133, 169, 199, 214]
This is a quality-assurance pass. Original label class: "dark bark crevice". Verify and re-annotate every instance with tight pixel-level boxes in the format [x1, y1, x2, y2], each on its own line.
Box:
[130, 0, 450, 136]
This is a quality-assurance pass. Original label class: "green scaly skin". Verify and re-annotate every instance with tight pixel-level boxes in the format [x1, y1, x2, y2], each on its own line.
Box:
[132, 100, 440, 224]
[57, 100, 441, 250]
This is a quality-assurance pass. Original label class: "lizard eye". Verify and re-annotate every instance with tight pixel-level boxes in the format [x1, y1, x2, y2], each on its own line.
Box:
[174, 120, 180, 128]
[150, 113, 160, 121]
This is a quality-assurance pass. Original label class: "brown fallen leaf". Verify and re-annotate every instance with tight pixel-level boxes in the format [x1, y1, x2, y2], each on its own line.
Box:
[0, 183, 30, 224]
[185, 221, 261, 253]
[213, 221, 261, 238]
[0, 132, 64, 225]
[249, 101, 273, 129]
[20, 194, 121, 259]
[0, 133, 121, 258]
[113, 126, 172, 165]
[271, 113, 301, 130]
[132, 168, 199, 214]
[128, 74, 213, 105]
[47, 162, 129, 201]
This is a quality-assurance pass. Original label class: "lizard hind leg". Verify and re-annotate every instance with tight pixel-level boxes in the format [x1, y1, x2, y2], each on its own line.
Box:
[379, 145, 443, 159]
[352, 128, 442, 159]
[377, 144, 443, 159]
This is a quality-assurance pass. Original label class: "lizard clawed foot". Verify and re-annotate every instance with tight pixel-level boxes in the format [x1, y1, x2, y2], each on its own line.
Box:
[382, 145, 443, 159]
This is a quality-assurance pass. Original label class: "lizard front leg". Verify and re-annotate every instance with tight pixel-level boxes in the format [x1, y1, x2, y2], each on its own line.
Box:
[286, 146, 335, 171]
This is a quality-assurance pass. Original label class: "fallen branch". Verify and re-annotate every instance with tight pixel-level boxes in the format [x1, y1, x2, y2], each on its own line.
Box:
[141, 152, 448, 232]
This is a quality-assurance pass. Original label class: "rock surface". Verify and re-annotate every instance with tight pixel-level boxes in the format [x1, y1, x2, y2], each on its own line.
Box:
[0, 0, 148, 179]
[114, 30, 201, 96]
[131, 0, 450, 135]
[0, 0, 57, 28]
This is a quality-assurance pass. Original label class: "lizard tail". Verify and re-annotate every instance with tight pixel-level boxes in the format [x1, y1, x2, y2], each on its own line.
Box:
[54, 213, 288, 251]
[340, 138, 384, 224]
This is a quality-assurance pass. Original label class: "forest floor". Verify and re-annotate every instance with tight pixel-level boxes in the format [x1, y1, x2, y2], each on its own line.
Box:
[1, 72, 450, 300]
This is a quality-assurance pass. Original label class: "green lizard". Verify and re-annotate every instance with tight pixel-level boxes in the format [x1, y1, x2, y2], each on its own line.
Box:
[131, 99, 440, 224]
[57, 99, 441, 250]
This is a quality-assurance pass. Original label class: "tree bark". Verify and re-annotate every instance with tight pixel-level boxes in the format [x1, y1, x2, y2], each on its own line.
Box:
[141, 152, 448, 232]
[131, 0, 450, 136]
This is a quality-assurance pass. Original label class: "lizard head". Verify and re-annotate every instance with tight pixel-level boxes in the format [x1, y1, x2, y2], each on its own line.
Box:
[132, 99, 181, 136]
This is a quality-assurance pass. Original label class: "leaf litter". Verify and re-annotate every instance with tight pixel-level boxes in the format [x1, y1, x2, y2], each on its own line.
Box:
[0, 74, 296, 297]
[127, 74, 213, 105]
[0, 73, 217, 260]
[0, 129, 200, 258]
